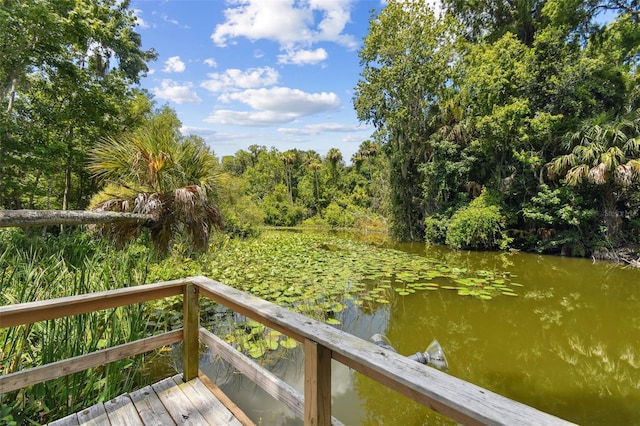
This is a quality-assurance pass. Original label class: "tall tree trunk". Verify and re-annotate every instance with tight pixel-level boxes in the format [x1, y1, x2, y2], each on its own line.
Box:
[602, 187, 621, 242]
[63, 129, 74, 211]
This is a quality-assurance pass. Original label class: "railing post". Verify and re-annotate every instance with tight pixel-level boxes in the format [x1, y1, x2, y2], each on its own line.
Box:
[183, 282, 199, 382]
[304, 339, 331, 426]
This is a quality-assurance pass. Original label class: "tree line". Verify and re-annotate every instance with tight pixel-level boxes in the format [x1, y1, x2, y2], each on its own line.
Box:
[354, 0, 640, 256]
[2, 0, 639, 258]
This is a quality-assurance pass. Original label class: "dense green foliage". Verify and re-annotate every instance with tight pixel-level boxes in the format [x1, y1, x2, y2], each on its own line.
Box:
[1, 0, 156, 211]
[3, 0, 640, 423]
[0, 229, 159, 424]
[353, 0, 640, 256]
[1, 228, 524, 423]
[4, 0, 637, 255]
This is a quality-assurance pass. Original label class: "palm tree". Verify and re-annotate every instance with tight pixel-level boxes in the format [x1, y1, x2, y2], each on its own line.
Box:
[325, 148, 343, 186]
[87, 117, 222, 253]
[547, 112, 640, 239]
[279, 150, 297, 203]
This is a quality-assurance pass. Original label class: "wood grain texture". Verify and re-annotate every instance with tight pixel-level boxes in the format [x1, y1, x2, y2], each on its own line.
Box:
[304, 339, 332, 426]
[0, 330, 183, 393]
[130, 385, 177, 426]
[171, 375, 242, 426]
[0, 279, 186, 328]
[47, 413, 79, 426]
[0, 210, 150, 228]
[76, 402, 108, 425]
[151, 375, 210, 424]
[104, 394, 144, 425]
[191, 276, 575, 426]
[182, 283, 199, 382]
[197, 373, 256, 426]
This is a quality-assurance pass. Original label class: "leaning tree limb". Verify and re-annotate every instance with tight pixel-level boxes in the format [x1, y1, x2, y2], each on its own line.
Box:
[0, 210, 151, 228]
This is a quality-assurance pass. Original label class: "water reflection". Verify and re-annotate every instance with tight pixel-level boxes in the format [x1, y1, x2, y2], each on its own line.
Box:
[200, 239, 640, 426]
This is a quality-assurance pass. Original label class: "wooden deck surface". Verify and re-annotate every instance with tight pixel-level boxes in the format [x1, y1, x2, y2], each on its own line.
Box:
[48, 374, 252, 426]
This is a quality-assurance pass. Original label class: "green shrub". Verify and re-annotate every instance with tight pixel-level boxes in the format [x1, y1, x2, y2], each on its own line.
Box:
[424, 216, 449, 244]
[301, 215, 328, 227]
[262, 184, 307, 226]
[222, 195, 264, 239]
[324, 202, 355, 228]
[522, 184, 599, 254]
[445, 191, 506, 249]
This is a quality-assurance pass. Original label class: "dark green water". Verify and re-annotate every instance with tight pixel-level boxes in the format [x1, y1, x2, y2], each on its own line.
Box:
[201, 243, 640, 425]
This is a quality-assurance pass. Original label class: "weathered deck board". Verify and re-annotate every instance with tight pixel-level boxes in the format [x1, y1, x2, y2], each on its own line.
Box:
[76, 402, 108, 425]
[47, 376, 248, 426]
[172, 375, 243, 426]
[152, 375, 221, 425]
[104, 394, 144, 425]
[130, 384, 177, 425]
[48, 413, 79, 426]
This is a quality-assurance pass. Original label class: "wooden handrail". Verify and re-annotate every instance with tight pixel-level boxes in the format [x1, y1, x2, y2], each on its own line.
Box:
[0, 279, 187, 328]
[0, 276, 576, 426]
[0, 330, 183, 394]
[190, 276, 575, 426]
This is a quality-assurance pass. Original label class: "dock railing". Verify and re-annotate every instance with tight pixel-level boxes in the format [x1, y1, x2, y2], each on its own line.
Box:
[0, 276, 575, 426]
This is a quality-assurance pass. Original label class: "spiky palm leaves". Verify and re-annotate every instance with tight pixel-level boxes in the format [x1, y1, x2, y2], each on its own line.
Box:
[547, 112, 640, 239]
[88, 129, 222, 253]
[548, 113, 640, 186]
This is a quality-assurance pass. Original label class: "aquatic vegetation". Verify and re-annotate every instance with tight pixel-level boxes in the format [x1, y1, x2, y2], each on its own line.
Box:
[200, 230, 522, 309]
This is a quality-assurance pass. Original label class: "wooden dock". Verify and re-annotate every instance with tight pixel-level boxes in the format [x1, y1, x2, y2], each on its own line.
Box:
[48, 374, 252, 426]
[1, 276, 576, 426]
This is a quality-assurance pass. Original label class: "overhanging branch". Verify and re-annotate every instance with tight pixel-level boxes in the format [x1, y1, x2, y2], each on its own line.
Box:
[0, 210, 152, 228]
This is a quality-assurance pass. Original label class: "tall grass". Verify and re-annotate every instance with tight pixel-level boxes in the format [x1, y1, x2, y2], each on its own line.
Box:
[0, 229, 163, 424]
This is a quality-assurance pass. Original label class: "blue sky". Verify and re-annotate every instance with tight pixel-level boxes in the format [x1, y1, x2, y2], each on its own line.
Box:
[129, 0, 394, 161]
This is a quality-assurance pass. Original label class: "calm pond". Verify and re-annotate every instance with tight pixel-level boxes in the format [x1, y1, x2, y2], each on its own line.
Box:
[199, 234, 640, 426]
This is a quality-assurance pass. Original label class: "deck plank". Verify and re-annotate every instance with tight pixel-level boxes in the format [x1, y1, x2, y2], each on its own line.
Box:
[130, 385, 177, 426]
[47, 376, 246, 426]
[151, 375, 211, 424]
[76, 402, 108, 425]
[48, 412, 79, 426]
[104, 393, 144, 425]
[172, 376, 243, 426]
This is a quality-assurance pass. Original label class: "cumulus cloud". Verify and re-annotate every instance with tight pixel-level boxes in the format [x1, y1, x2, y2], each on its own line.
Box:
[278, 48, 328, 65]
[205, 87, 340, 126]
[133, 9, 150, 29]
[163, 56, 186, 73]
[204, 58, 217, 68]
[220, 87, 340, 116]
[211, 0, 357, 50]
[152, 79, 202, 104]
[200, 67, 279, 93]
[278, 122, 363, 135]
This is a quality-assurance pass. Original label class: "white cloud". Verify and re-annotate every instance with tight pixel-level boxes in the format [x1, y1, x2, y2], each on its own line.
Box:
[278, 48, 328, 65]
[278, 122, 363, 135]
[163, 56, 186, 73]
[211, 0, 357, 49]
[204, 58, 217, 68]
[205, 87, 341, 126]
[152, 79, 202, 104]
[220, 87, 340, 116]
[200, 67, 279, 93]
[133, 9, 150, 29]
[204, 110, 300, 126]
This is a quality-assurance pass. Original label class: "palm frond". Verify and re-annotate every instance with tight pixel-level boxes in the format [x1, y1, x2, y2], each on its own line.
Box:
[615, 165, 634, 186]
[565, 164, 590, 185]
[600, 146, 624, 171]
[587, 163, 607, 185]
[623, 137, 640, 155]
